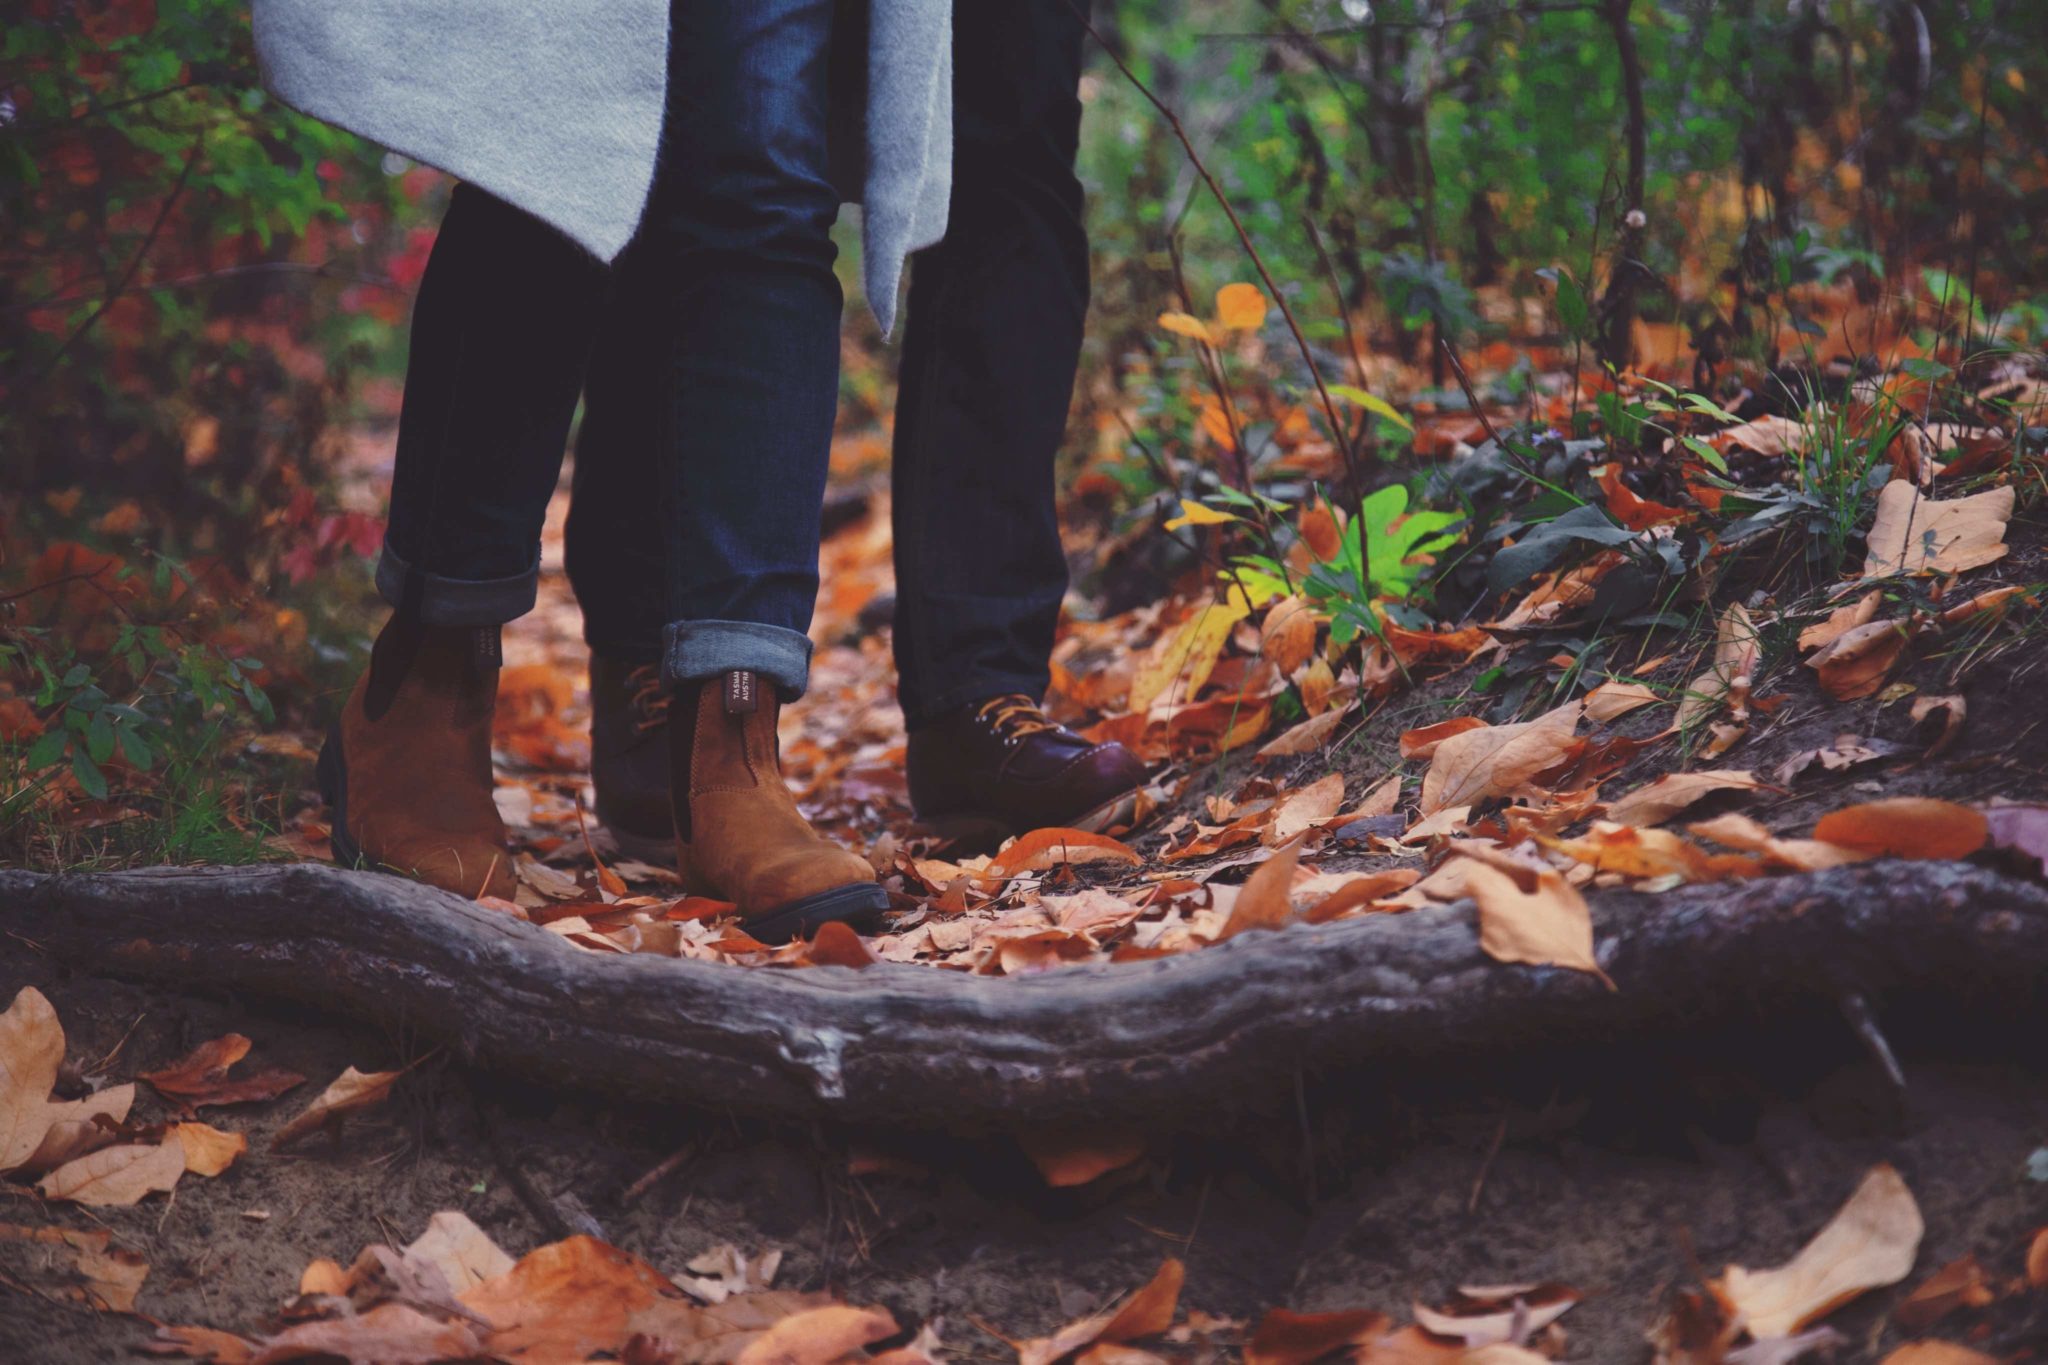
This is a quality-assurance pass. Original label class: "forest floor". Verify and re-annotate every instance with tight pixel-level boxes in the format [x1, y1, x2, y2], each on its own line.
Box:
[8, 306, 2048, 1361]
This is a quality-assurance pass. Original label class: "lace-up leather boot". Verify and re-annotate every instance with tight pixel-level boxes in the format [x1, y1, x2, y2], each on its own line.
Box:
[905, 694, 1149, 854]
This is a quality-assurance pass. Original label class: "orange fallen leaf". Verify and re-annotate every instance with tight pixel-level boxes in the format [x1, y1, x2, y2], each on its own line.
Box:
[1018, 1259, 1184, 1365]
[1594, 462, 1688, 530]
[1687, 813, 1867, 873]
[140, 1034, 305, 1112]
[1875, 1343, 1999, 1364]
[1258, 707, 1348, 757]
[989, 828, 1144, 878]
[1216, 282, 1268, 331]
[1419, 703, 1583, 815]
[1220, 838, 1306, 938]
[1805, 618, 1910, 700]
[804, 920, 877, 969]
[19, 1083, 135, 1175]
[1267, 773, 1347, 845]
[0, 987, 64, 1173]
[1862, 481, 2013, 577]
[1459, 856, 1613, 987]
[272, 1064, 410, 1150]
[1717, 1164, 1923, 1339]
[460, 1234, 677, 1360]
[1798, 591, 1882, 651]
[0, 1222, 150, 1313]
[1243, 1308, 1390, 1365]
[1019, 1128, 1146, 1189]
[1606, 770, 1763, 828]
[1811, 798, 1988, 860]
[1582, 680, 1662, 723]
[734, 1303, 900, 1365]
[1400, 716, 1490, 761]
[1679, 604, 1759, 729]
[38, 1134, 185, 1206]
[1260, 596, 1321, 675]
[2026, 1226, 2048, 1289]
[249, 1302, 483, 1363]
[1892, 1254, 1995, 1331]
[175, 1122, 246, 1177]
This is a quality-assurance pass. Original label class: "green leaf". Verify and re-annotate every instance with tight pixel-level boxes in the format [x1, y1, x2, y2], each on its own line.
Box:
[1329, 384, 1415, 433]
[86, 710, 116, 765]
[1901, 357, 1952, 382]
[1680, 435, 1728, 474]
[25, 728, 67, 772]
[117, 725, 155, 772]
[71, 748, 108, 801]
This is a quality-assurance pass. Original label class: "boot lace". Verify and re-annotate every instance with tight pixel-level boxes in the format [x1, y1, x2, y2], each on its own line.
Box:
[627, 663, 671, 734]
[976, 694, 1057, 747]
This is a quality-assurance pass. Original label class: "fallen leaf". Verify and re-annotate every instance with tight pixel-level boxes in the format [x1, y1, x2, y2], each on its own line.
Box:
[0, 1222, 150, 1313]
[2026, 1226, 2048, 1289]
[1216, 282, 1268, 331]
[1805, 619, 1910, 700]
[249, 1302, 483, 1364]
[1680, 604, 1760, 728]
[1411, 1285, 1577, 1347]
[733, 1303, 899, 1365]
[0, 986, 64, 1172]
[175, 1122, 246, 1177]
[1130, 596, 1250, 713]
[1986, 804, 2048, 877]
[1460, 856, 1613, 987]
[1607, 770, 1763, 828]
[1892, 1254, 1994, 1331]
[141, 1034, 305, 1112]
[460, 1234, 678, 1360]
[1717, 1164, 1923, 1339]
[1267, 773, 1347, 844]
[1258, 707, 1348, 757]
[1260, 596, 1321, 675]
[1243, 1308, 1389, 1365]
[1718, 414, 1808, 458]
[1908, 694, 1966, 757]
[1583, 680, 1662, 722]
[145, 1325, 256, 1362]
[1595, 463, 1688, 530]
[272, 1065, 408, 1149]
[1420, 703, 1583, 815]
[1798, 591, 1882, 652]
[1862, 481, 2013, 577]
[1876, 1346, 1999, 1365]
[1018, 1259, 1183, 1365]
[989, 828, 1144, 878]
[38, 1134, 186, 1206]
[1688, 814, 1867, 873]
[21, 1083, 136, 1174]
[627, 1288, 838, 1364]
[1400, 716, 1490, 761]
[1020, 1128, 1146, 1188]
[1811, 798, 1988, 860]
[804, 921, 876, 969]
[1220, 839, 1305, 938]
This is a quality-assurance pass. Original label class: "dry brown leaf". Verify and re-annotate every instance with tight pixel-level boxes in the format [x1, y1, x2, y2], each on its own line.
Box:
[1583, 680, 1662, 722]
[1892, 1254, 1995, 1331]
[1680, 605, 1760, 729]
[1261, 596, 1321, 675]
[1410, 1289, 1577, 1348]
[38, 1134, 185, 1206]
[147, 1324, 257, 1363]
[1718, 414, 1808, 457]
[1805, 619, 1910, 700]
[1862, 481, 2014, 577]
[1607, 770, 1763, 828]
[140, 1034, 305, 1112]
[1267, 773, 1347, 845]
[1811, 798, 1988, 860]
[804, 921, 877, 969]
[2029, 1226, 2048, 1289]
[298, 1257, 351, 1296]
[627, 1288, 838, 1364]
[1419, 703, 1583, 816]
[1258, 707, 1348, 757]
[1303, 869, 1422, 924]
[1875, 1345, 1999, 1365]
[1019, 1128, 1146, 1189]
[175, 1122, 246, 1177]
[1018, 1259, 1183, 1365]
[733, 1303, 900, 1365]
[1460, 857, 1613, 987]
[460, 1234, 677, 1360]
[1717, 1164, 1923, 1339]
[249, 1302, 483, 1364]
[0, 1222, 150, 1313]
[1220, 839, 1305, 939]
[1908, 694, 1966, 757]
[1400, 716, 1490, 761]
[21, 1083, 136, 1175]
[1798, 591, 1883, 652]
[272, 1065, 408, 1149]
[0, 986, 64, 1172]
[988, 828, 1144, 878]
[1687, 814, 1867, 873]
[1243, 1308, 1390, 1365]
[1544, 823, 1741, 883]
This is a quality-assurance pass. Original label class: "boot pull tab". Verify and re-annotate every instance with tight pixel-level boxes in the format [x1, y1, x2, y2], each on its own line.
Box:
[723, 670, 759, 716]
[472, 626, 502, 669]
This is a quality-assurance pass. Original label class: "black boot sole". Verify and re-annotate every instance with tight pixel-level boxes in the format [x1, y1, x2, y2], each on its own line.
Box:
[745, 881, 892, 946]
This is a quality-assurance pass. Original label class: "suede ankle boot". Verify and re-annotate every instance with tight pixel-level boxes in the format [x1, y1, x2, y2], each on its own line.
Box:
[670, 670, 888, 943]
[316, 615, 515, 900]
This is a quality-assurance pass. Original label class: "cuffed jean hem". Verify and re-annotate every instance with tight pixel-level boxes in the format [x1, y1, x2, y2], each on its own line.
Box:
[663, 620, 814, 699]
[375, 543, 540, 627]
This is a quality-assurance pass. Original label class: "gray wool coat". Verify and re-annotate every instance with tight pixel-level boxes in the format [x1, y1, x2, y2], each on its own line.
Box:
[252, 0, 952, 333]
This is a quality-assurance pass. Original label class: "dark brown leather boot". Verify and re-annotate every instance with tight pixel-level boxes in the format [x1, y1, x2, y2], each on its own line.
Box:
[315, 616, 515, 900]
[906, 695, 1149, 855]
[670, 670, 889, 943]
[589, 657, 676, 864]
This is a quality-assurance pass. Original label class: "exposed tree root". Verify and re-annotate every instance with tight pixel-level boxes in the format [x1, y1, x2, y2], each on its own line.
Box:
[2, 861, 2043, 1126]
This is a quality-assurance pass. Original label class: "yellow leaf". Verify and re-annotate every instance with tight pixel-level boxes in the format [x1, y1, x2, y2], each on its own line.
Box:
[1162, 498, 1239, 533]
[1329, 383, 1415, 432]
[1718, 1165, 1923, 1338]
[1156, 311, 1216, 344]
[1129, 595, 1251, 713]
[1215, 282, 1268, 330]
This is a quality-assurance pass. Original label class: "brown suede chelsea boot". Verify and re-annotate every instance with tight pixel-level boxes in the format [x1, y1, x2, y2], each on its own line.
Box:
[670, 669, 889, 943]
[906, 694, 1149, 855]
[315, 615, 515, 900]
[588, 657, 676, 864]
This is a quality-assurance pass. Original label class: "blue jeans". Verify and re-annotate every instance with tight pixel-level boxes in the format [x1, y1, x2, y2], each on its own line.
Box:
[568, 0, 1092, 726]
[379, 0, 846, 697]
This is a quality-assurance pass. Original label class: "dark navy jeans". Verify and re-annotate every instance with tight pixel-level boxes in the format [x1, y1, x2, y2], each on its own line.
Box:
[568, 0, 1092, 726]
[380, 0, 846, 696]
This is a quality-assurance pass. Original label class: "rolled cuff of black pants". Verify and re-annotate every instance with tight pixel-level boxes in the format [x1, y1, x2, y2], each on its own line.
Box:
[375, 543, 540, 626]
[663, 620, 813, 700]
